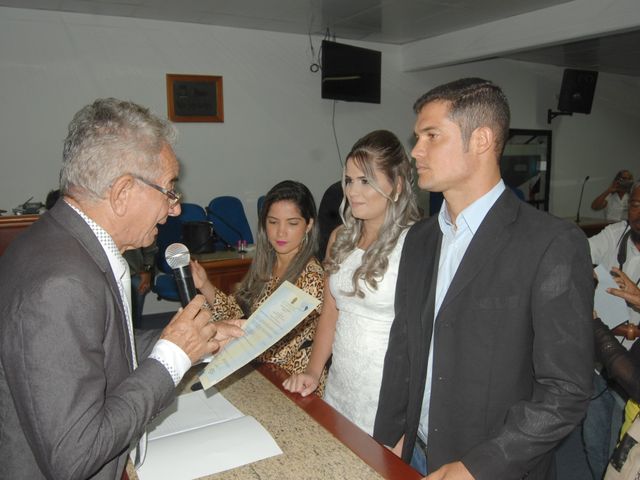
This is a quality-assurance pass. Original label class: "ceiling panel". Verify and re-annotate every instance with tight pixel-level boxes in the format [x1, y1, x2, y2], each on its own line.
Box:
[505, 29, 640, 77]
[0, 0, 574, 44]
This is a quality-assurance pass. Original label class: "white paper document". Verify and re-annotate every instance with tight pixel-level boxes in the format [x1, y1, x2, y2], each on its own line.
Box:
[136, 389, 282, 480]
[199, 280, 321, 390]
[594, 264, 629, 329]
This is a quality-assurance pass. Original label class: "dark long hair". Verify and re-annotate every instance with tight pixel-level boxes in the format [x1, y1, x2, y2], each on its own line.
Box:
[235, 180, 319, 314]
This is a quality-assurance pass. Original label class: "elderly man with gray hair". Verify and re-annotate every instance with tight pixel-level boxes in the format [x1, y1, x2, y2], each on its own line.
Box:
[0, 98, 243, 480]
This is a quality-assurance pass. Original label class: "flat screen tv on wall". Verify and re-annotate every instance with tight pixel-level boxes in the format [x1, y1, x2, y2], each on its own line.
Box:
[321, 40, 381, 104]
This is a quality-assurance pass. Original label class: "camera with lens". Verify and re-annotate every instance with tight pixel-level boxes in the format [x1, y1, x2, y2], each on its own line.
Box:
[615, 174, 633, 193]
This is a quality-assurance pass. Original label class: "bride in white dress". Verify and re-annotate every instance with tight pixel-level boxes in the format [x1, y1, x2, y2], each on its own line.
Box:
[283, 129, 420, 436]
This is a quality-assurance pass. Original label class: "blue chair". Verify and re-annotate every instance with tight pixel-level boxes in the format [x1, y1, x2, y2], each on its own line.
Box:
[152, 215, 183, 302]
[207, 196, 254, 249]
[179, 202, 207, 222]
[257, 195, 266, 217]
[152, 203, 214, 303]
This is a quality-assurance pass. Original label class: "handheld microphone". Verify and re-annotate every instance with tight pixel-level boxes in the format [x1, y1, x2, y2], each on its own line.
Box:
[165, 243, 197, 307]
[576, 175, 590, 223]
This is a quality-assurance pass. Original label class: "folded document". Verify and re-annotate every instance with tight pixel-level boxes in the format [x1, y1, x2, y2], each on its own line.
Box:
[199, 280, 321, 389]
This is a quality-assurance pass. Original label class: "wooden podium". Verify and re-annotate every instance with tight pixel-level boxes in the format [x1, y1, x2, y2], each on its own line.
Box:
[192, 250, 253, 294]
[0, 214, 40, 256]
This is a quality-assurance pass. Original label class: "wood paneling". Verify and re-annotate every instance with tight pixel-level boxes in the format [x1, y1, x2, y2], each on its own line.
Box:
[193, 251, 252, 294]
[0, 215, 39, 256]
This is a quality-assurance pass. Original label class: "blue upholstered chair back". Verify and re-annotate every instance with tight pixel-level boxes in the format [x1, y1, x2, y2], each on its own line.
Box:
[179, 202, 207, 223]
[152, 215, 183, 302]
[206, 196, 254, 248]
[151, 203, 209, 303]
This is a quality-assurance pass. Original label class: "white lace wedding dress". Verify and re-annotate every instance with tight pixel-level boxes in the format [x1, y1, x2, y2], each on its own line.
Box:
[323, 229, 408, 435]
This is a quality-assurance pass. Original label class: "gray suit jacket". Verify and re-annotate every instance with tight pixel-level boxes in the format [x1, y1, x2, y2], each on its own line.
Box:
[373, 190, 594, 480]
[0, 201, 175, 480]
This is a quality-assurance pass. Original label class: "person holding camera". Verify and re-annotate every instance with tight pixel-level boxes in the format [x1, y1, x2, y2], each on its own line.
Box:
[591, 170, 634, 221]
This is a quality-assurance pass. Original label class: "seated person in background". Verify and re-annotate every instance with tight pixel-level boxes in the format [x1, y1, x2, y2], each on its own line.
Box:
[123, 242, 157, 326]
[591, 170, 634, 221]
[191, 180, 326, 389]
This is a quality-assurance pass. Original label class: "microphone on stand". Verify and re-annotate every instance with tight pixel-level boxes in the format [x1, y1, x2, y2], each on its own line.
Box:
[165, 243, 197, 307]
[576, 175, 590, 224]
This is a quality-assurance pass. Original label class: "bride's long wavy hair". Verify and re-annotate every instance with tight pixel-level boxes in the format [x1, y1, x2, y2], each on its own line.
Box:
[325, 130, 420, 298]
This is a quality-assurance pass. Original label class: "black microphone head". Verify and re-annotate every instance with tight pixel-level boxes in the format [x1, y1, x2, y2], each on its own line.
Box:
[585, 175, 590, 181]
[165, 242, 190, 269]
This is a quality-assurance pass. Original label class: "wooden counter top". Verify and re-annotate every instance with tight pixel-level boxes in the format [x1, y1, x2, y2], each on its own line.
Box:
[128, 363, 420, 480]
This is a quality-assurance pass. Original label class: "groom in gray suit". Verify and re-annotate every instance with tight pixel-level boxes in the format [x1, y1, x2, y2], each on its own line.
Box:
[374, 78, 594, 479]
[0, 98, 243, 479]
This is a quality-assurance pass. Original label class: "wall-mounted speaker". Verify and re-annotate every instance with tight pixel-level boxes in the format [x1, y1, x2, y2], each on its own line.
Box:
[557, 69, 598, 114]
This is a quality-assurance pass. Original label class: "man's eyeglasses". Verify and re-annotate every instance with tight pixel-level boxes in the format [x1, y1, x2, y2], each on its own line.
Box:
[134, 176, 182, 207]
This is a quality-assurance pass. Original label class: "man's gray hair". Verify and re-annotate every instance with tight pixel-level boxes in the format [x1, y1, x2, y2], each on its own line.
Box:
[60, 98, 177, 200]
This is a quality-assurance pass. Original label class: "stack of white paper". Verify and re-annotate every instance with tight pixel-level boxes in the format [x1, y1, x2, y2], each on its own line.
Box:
[136, 389, 282, 480]
[594, 264, 629, 329]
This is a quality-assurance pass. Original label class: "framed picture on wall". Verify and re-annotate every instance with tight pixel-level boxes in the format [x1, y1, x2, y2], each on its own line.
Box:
[166, 74, 224, 122]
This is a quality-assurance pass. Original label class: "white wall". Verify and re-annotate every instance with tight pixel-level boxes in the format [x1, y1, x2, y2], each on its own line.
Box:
[2, 7, 639, 313]
[0, 6, 423, 226]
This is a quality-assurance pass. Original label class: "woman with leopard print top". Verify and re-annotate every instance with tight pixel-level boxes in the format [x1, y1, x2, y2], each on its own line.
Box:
[191, 180, 327, 393]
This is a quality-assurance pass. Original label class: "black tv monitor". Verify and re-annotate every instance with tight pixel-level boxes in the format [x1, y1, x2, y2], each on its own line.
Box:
[321, 40, 381, 104]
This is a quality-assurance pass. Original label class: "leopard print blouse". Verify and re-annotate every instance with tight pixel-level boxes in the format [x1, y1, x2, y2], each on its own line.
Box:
[208, 257, 327, 395]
